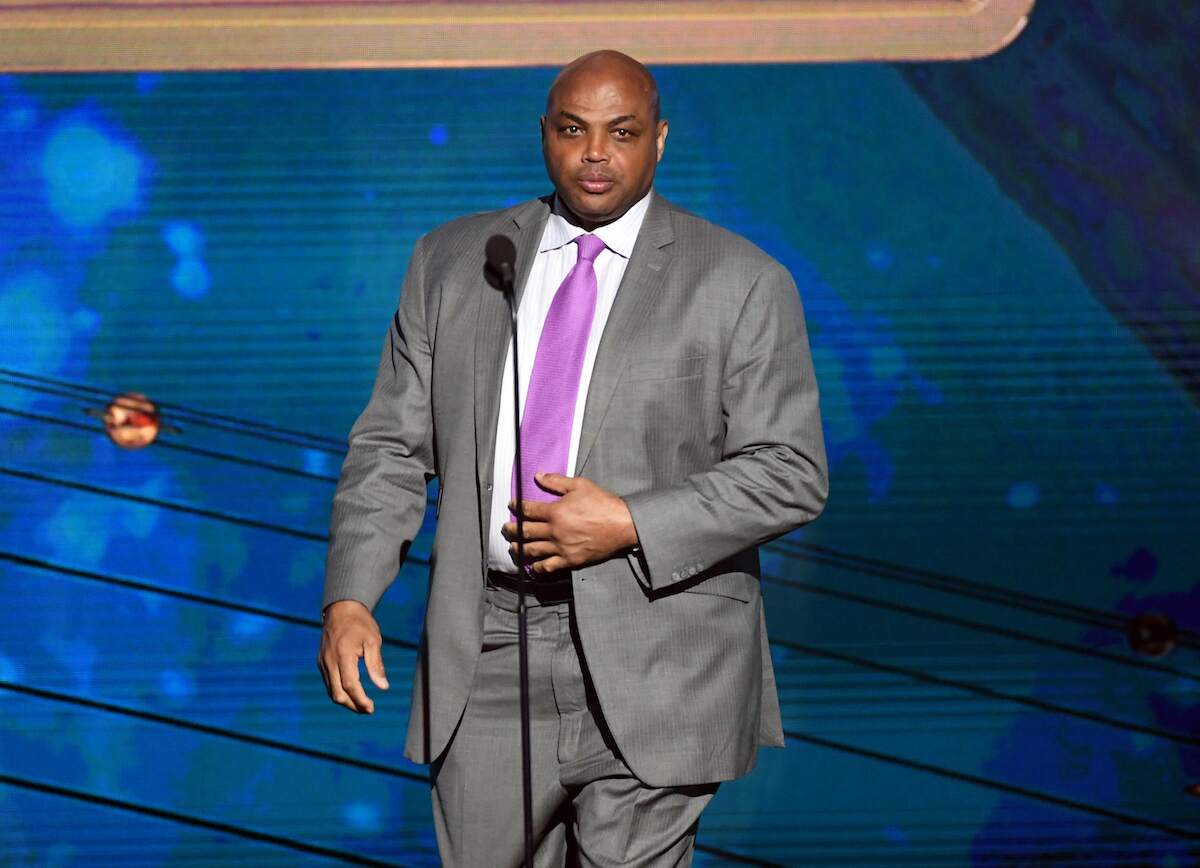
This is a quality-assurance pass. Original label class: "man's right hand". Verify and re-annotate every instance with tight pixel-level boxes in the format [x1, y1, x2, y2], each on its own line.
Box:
[317, 600, 389, 714]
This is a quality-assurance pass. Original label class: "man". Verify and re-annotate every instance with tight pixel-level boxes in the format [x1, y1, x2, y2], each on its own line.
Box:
[318, 50, 827, 866]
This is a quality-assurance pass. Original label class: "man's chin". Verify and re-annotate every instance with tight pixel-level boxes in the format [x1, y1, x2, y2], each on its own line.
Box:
[561, 195, 625, 228]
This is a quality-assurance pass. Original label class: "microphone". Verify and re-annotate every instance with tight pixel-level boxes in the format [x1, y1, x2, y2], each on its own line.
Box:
[484, 229, 534, 867]
[485, 234, 517, 293]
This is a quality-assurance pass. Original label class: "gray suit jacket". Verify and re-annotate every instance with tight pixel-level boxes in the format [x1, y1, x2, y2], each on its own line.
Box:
[323, 192, 827, 787]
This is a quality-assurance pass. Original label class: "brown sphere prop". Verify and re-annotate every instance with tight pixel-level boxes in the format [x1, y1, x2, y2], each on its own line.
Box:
[1126, 612, 1177, 658]
[102, 392, 162, 449]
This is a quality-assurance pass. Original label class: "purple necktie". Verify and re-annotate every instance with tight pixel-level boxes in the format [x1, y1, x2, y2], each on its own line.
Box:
[512, 233, 606, 512]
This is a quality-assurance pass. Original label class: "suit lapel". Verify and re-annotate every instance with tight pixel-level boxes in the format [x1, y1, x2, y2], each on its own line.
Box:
[474, 197, 551, 494]
[574, 194, 676, 476]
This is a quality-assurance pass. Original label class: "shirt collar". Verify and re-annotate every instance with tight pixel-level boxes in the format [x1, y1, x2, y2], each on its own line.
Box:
[539, 189, 654, 259]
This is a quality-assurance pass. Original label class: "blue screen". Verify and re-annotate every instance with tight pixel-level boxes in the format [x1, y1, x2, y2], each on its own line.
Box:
[1, 56, 1198, 865]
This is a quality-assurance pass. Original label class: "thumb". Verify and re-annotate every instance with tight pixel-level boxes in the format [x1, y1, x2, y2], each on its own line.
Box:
[364, 644, 389, 691]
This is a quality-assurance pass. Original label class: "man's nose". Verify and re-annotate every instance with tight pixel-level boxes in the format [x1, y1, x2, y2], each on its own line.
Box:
[583, 131, 609, 162]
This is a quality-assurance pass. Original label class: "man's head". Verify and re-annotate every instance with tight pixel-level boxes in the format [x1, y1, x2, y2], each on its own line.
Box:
[541, 50, 668, 230]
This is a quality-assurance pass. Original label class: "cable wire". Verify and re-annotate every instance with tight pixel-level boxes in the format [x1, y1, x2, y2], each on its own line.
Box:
[6, 377, 1187, 650]
[0, 773, 405, 866]
[0, 405, 339, 483]
[5, 551, 1196, 749]
[4, 459, 1193, 682]
[782, 729, 1200, 841]
[0, 367, 345, 448]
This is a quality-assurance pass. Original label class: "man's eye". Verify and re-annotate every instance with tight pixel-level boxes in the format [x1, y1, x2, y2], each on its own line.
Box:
[614, 129, 630, 138]
[564, 125, 581, 134]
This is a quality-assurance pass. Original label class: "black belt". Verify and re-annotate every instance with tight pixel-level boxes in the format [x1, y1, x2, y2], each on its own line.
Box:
[486, 569, 573, 605]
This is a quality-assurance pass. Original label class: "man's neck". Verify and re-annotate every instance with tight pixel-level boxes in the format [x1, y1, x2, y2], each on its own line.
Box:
[553, 190, 652, 232]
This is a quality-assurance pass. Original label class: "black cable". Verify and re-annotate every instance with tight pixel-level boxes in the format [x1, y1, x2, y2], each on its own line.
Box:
[5, 657, 1190, 852]
[766, 573, 1200, 684]
[774, 638, 1200, 747]
[5, 459, 1193, 684]
[775, 539, 1200, 647]
[0, 406, 339, 483]
[0, 367, 345, 449]
[0, 376, 347, 455]
[0, 774, 405, 866]
[5, 550, 1196, 848]
[694, 845, 783, 866]
[6, 374, 1182, 649]
[0, 744, 770, 867]
[0, 466, 329, 542]
[12, 375, 1191, 851]
[0, 678, 775, 865]
[0, 679, 427, 783]
[6, 550, 1198, 758]
[0, 551, 417, 652]
[781, 729, 1200, 841]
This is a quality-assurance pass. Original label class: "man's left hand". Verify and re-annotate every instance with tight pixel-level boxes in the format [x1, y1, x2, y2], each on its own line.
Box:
[504, 472, 639, 573]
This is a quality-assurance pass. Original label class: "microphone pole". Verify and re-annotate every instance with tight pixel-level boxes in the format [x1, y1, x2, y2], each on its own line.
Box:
[485, 235, 534, 868]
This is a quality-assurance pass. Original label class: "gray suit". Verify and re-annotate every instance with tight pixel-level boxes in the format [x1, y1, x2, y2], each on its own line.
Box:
[323, 192, 827, 789]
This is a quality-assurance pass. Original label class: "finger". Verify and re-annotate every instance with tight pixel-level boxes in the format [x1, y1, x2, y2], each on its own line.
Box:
[507, 520, 553, 541]
[321, 653, 357, 711]
[513, 499, 553, 521]
[337, 652, 374, 713]
[534, 472, 573, 494]
[532, 555, 570, 574]
[502, 519, 551, 539]
[510, 540, 557, 560]
[364, 641, 390, 691]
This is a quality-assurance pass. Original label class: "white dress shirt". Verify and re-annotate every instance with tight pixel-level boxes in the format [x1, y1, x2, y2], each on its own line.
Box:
[486, 190, 653, 571]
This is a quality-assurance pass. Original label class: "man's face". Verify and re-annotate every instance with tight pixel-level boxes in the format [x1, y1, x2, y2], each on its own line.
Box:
[541, 65, 667, 229]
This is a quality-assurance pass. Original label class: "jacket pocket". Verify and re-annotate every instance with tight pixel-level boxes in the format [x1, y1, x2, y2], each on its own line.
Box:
[627, 354, 706, 382]
[680, 570, 753, 604]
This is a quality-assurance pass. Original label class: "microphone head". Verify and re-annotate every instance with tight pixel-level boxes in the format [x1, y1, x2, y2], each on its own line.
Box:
[485, 234, 517, 270]
[484, 234, 517, 291]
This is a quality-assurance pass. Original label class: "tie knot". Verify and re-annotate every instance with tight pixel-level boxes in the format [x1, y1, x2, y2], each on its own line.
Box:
[574, 233, 606, 263]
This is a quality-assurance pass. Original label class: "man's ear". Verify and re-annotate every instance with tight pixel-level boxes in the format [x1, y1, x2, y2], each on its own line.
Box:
[655, 120, 669, 162]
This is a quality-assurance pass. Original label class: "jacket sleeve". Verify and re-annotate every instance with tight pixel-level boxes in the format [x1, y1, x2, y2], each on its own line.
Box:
[322, 234, 436, 613]
[622, 260, 827, 592]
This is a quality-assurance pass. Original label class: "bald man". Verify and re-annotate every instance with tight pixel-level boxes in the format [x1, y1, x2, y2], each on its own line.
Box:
[320, 50, 827, 866]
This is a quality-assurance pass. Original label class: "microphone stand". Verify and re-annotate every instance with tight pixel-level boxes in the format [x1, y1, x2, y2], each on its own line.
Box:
[498, 258, 535, 868]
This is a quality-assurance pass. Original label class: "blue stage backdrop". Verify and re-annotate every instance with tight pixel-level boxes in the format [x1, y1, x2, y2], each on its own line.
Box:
[2, 30, 1199, 868]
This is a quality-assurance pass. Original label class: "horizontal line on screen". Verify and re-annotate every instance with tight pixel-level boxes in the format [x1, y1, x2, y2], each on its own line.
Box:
[774, 539, 1200, 648]
[0, 405, 340, 483]
[783, 730, 1200, 842]
[0, 550, 417, 651]
[0, 773, 406, 866]
[0, 678, 428, 783]
[0, 368, 346, 451]
[7, 370, 1181, 649]
[6, 550, 1196, 750]
[765, 574, 1200, 684]
[5, 548, 1197, 846]
[0, 466, 330, 542]
[1, 452, 1191, 685]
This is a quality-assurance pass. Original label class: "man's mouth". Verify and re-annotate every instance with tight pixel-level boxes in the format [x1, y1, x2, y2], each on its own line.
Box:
[578, 177, 615, 194]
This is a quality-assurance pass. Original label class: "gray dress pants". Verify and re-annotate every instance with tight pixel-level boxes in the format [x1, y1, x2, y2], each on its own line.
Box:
[430, 585, 718, 867]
